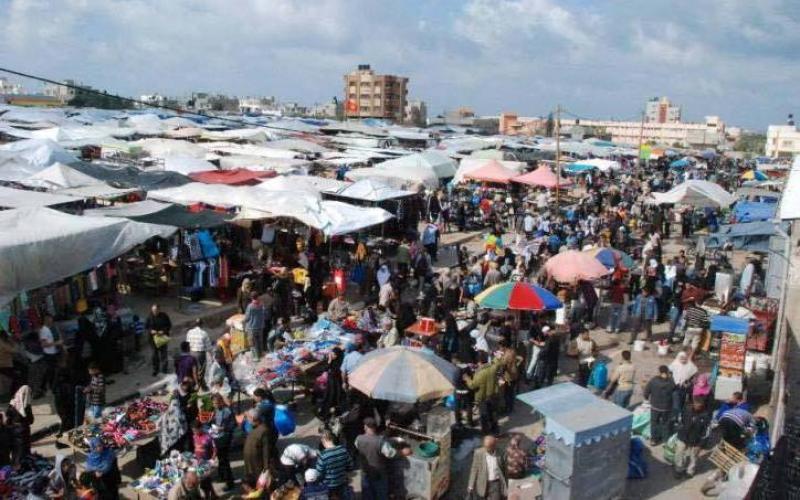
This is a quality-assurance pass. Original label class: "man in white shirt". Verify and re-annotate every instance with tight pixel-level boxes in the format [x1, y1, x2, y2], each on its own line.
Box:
[36, 315, 62, 399]
[523, 212, 535, 237]
[186, 319, 212, 385]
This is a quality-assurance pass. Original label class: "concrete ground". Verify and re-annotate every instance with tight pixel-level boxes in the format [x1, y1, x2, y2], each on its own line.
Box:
[24, 227, 750, 499]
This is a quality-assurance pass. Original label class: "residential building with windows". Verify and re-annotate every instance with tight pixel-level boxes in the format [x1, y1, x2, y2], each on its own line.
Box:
[404, 99, 427, 127]
[343, 64, 408, 122]
[0, 78, 23, 95]
[766, 124, 800, 158]
[645, 96, 681, 124]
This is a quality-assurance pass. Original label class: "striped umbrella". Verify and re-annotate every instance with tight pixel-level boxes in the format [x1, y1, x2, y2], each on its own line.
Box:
[741, 170, 768, 181]
[474, 282, 562, 311]
[348, 346, 459, 403]
[584, 247, 635, 269]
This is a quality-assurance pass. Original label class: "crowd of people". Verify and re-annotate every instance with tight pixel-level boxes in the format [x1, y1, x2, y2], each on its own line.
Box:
[0, 154, 776, 499]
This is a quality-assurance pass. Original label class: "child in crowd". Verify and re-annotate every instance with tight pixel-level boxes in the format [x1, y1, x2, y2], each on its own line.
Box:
[84, 362, 105, 423]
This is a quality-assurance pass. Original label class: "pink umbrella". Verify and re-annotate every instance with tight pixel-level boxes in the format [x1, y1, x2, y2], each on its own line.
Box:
[463, 160, 516, 184]
[512, 165, 573, 189]
[542, 250, 611, 284]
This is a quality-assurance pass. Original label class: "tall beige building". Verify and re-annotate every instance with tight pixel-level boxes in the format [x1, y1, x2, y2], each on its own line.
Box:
[343, 65, 408, 122]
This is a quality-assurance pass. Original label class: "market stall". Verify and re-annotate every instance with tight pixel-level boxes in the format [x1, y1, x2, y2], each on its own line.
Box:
[349, 346, 459, 499]
[709, 315, 750, 400]
[131, 450, 217, 499]
[517, 383, 632, 500]
[66, 397, 167, 455]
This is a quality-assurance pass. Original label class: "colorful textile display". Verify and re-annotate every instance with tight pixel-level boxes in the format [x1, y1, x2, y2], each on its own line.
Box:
[68, 397, 167, 451]
[131, 450, 217, 499]
[0, 454, 53, 499]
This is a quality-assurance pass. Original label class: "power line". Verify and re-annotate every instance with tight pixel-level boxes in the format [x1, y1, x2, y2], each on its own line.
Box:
[0, 66, 317, 134]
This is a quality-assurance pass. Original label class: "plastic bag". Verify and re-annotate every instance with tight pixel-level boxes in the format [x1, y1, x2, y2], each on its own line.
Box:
[663, 434, 678, 465]
[274, 405, 296, 436]
[588, 361, 608, 391]
[232, 351, 258, 389]
[632, 402, 652, 439]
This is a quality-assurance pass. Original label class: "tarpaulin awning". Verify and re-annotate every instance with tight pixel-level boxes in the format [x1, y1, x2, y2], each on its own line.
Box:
[68, 162, 192, 191]
[512, 165, 573, 189]
[19, 162, 101, 189]
[733, 201, 776, 223]
[779, 157, 800, 220]
[258, 175, 348, 196]
[568, 158, 621, 172]
[85, 200, 231, 228]
[0, 207, 176, 305]
[517, 383, 632, 447]
[346, 166, 437, 190]
[325, 178, 414, 202]
[238, 200, 393, 236]
[462, 160, 516, 184]
[189, 168, 276, 185]
[451, 158, 526, 184]
[0, 185, 83, 208]
[709, 315, 749, 334]
[374, 150, 457, 178]
[705, 221, 786, 252]
[650, 180, 735, 208]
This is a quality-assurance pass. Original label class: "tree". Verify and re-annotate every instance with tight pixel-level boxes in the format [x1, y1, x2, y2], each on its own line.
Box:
[68, 88, 132, 109]
[734, 133, 767, 155]
[545, 112, 555, 137]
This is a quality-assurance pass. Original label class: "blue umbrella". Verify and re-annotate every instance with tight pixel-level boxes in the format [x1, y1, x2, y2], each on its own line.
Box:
[700, 150, 717, 160]
[670, 158, 690, 169]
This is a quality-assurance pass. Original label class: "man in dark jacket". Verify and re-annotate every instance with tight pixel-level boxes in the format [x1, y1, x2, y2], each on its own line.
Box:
[674, 399, 711, 478]
[145, 304, 171, 376]
[243, 409, 273, 477]
[643, 365, 676, 445]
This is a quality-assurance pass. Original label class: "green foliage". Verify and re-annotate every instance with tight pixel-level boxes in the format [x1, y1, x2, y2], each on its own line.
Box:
[733, 133, 766, 154]
[68, 89, 133, 109]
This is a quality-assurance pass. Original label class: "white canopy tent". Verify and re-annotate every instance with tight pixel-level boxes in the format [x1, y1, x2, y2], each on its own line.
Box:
[258, 175, 348, 197]
[0, 139, 77, 181]
[0, 207, 176, 305]
[325, 178, 413, 202]
[346, 166, 436, 190]
[0, 185, 83, 208]
[375, 150, 457, 179]
[779, 157, 800, 220]
[148, 182, 393, 236]
[650, 180, 736, 208]
[18, 163, 139, 200]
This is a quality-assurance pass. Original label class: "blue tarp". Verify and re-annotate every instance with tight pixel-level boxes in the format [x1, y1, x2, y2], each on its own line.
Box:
[565, 163, 595, 173]
[734, 201, 776, 222]
[710, 315, 749, 334]
[706, 220, 784, 252]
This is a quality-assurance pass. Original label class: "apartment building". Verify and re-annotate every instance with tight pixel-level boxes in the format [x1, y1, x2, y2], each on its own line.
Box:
[766, 124, 800, 158]
[343, 64, 408, 122]
[645, 96, 681, 124]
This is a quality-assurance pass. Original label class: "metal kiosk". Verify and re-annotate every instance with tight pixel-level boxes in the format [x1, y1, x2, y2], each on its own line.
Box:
[517, 383, 632, 500]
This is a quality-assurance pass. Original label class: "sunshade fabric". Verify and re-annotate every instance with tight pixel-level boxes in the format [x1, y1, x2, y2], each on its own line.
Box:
[348, 346, 459, 403]
[542, 250, 611, 284]
[0, 207, 176, 305]
[512, 165, 573, 189]
[475, 282, 562, 311]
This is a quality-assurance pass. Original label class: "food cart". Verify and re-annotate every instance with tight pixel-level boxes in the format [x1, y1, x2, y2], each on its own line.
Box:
[517, 383, 632, 500]
[709, 315, 750, 400]
[387, 406, 453, 500]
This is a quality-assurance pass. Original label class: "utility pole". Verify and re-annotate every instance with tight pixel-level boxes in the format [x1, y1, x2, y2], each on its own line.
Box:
[637, 110, 645, 172]
[555, 104, 562, 205]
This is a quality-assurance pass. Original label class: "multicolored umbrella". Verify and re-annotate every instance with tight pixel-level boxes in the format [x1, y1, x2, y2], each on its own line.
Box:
[584, 247, 635, 269]
[348, 346, 459, 403]
[741, 170, 768, 181]
[474, 282, 563, 311]
[543, 250, 611, 284]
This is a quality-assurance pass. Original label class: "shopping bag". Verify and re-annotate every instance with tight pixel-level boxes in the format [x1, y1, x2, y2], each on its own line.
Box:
[663, 434, 678, 465]
[631, 402, 652, 439]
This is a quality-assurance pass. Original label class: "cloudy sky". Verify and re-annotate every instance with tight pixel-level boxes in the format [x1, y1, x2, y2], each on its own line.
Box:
[1, 0, 797, 129]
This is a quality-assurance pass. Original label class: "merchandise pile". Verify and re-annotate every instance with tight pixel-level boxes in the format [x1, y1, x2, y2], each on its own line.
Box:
[131, 450, 217, 498]
[69, 397, 167, 450]
[0, 454, 53, 499]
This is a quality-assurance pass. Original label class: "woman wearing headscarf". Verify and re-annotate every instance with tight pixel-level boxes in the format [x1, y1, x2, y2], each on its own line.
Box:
[48, 454, 77, 499]
[321, 347, 344, 419]
[6, 385, 33, 467]
[669, 351, 698, 421]
[85, 438, 120, 500]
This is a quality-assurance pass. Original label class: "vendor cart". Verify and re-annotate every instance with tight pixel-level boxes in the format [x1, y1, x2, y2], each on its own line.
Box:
[710, 315, 750, 400]
[518, 383, 632, 500]
[388, 407, 453, 500]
